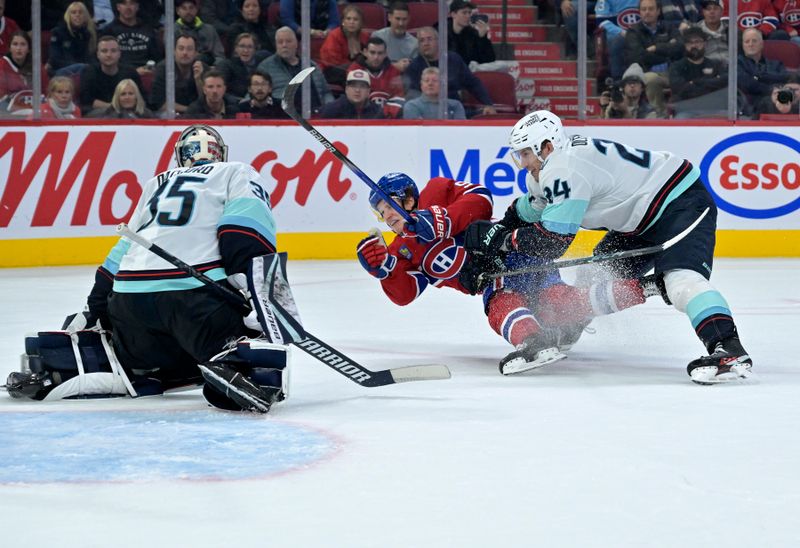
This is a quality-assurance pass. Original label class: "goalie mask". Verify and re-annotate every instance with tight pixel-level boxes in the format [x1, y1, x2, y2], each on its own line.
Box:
[369, 172, 420, 221]
[174, 124, 228, 168]
[508, 110, 567, 166]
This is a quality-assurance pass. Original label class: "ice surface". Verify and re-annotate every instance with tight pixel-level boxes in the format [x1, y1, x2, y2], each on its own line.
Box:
[1, 259, 799, 547]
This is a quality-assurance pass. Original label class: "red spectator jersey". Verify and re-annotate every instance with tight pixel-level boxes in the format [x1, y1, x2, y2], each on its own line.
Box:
[319, 28, 370, 69]
[774, 0, 800, 35]
[0, 16, 21, 56]
[0, 56, 49, 98]
[723, 0, 780, 34]
[379, 177, 493, 306]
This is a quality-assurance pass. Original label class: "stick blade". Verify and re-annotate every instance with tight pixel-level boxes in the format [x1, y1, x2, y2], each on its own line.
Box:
[282, 66, 316, 113]
[388, 364, 452, 384]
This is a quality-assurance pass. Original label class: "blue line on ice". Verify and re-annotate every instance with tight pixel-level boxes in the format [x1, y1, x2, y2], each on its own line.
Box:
[0, 411, 335, 483]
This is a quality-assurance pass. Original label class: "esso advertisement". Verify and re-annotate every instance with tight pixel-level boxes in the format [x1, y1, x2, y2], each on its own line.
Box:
[700, 132, 800, 220]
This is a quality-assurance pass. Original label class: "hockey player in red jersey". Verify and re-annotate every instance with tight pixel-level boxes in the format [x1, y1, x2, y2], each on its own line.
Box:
[356, 173, 601, 375]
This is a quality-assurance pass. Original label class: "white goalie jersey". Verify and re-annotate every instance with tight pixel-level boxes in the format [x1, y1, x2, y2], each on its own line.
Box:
[105, 161, 277, 293]
[517, 136, 701, 236]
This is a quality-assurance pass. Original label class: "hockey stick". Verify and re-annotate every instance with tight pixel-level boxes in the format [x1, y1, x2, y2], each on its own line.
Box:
[281, 67, 415, 224]
[484, 207, 710, 280]
[117, 224, 450, 387]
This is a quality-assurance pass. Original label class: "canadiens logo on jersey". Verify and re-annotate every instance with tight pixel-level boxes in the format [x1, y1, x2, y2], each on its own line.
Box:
[421, 238, 466, 280]
[739, 11, 764, 26]
[617, 9, 641, 29]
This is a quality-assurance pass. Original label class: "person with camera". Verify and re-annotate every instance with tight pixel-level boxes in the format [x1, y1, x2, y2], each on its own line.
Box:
[598, 63, 656, 119]
[737, 27, 789, 113]
[756, 79, 800, 116]
[668, 26, 727, 118]
[440, 0, 496, 66]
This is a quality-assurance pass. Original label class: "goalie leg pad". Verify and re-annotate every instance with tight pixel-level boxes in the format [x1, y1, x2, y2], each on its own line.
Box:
[15, 331, 137, 401]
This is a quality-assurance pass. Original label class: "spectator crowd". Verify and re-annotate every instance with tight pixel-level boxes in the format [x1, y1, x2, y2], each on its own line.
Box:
[0, 0, 798, 120]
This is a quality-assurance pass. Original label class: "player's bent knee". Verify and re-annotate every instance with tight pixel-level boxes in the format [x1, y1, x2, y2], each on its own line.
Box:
[663, 269, 714, 313]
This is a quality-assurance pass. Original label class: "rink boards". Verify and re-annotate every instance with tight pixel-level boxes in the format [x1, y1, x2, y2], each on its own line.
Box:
[0, 120, 798, 267]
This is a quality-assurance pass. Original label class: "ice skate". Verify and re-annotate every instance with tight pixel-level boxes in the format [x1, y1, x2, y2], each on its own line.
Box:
[500, 333, 567, 375]
[199, 362, 279, 413]
[687, 336, 752, 385]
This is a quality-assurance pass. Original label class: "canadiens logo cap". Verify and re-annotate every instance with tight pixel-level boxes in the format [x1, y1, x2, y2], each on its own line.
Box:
[346, 69, 371, 86]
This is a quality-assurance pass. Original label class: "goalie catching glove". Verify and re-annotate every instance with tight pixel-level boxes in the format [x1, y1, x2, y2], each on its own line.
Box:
[357, 228, 396, 280]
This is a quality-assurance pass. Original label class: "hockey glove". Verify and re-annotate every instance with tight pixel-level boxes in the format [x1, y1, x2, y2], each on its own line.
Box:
[458, 255, 506, 295]
[404, 206, 452, 243]
[357, 228, 397, 280]
[464, 220, 511, 259]
[61, 308, 100, 334]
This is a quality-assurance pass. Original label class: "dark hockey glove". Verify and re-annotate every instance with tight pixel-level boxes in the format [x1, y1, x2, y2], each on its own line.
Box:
[458, 256, 505, 295]
[464, 220, 511, 259]
[404, 206, 452, 243]
[357, 229, 397, 280]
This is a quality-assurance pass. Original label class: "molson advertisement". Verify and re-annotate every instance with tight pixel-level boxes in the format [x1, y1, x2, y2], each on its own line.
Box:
[0, 122, 797, 266]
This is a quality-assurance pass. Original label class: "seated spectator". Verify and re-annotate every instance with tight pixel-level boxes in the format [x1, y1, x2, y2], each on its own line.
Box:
[738, 27, 789, 111]
[624, 0, 683, 117]
[668, 26, 727, 118]
[697, 0, 728, 66]
[320, 4, 370, 87]
[319, 68, 384, 119]
[79, 35, 142, 114]
[0, 0, 21, 57]
[348, 36, 405, 117]
[660, 0, 701, 30]
[199, 0, 235, 36]
[775, 0, 800, 45]
[229, 0, 276, 55]
[90, 77, 155, 118]
[149, 34, 204, 113]
[101, 0, 162, 75]
[441, 0, 496, 65]
[280, 0, 340, 38]
[0, 31, 49, 99]
[371, 2, 417, 73]
[47, 2, 97, 77]
[237, 71, 288, 118]
[256, 26, 332, 111]
[756, 81, 800, 115]
[406, 27, 496, 116]
[136, 0, 165, 28]
[39, 76, 82, 119]
[597, 62, 655, 118]
[184, 68, 240, 118]
[402, 67, 466, 120]
[176, 0, 226, 65]
[596, 0, 641, 80]
[216, 32, 267, 100]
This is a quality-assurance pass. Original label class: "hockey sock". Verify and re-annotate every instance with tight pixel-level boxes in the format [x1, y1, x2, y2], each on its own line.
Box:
[487, 291, 541, 347]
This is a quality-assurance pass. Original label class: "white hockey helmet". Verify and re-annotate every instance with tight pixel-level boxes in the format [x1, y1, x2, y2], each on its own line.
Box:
[174, 124, 228, 168]
[508, 110, 567, 164]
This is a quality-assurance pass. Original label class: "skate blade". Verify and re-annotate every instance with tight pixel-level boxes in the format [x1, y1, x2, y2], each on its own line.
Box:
[501, 347, 567, 376]
[199, 364, 271, 413]
[690, 363, 752, 385]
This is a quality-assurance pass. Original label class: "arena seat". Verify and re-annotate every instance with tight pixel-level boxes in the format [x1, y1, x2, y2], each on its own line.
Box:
[138, 70, 154, 96]
[462, 71, 519, 113]
[763, 40, 800, 71]
[407, 2, 438, 30]
[268, 2, 281, 26]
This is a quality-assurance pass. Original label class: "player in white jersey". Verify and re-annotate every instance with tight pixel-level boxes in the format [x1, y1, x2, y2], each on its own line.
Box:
[6, 125, 293, 412]
[468, 110, 752, 384]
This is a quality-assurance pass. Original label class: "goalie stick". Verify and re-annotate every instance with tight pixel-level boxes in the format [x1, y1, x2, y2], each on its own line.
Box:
[117, 224, 450, 387]
[282, 67, 414, 224]
[482, 207, 710, 281]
